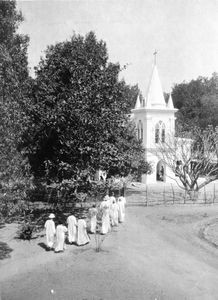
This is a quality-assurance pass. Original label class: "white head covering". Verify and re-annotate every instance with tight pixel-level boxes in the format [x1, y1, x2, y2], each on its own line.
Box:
[104, 195, 110, 201]
[49, 213, 55, 219]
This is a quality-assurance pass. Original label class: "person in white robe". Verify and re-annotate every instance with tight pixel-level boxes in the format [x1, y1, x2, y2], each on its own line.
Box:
[44, 213, 56, 250]
[109, 193, 116, 222]
[111, 200, 119, 226]
[118, 198, 125, 223]
[55, 224, 68, 252]
[119, 195, 127, 207]
[100, 198, 110, 234]
[88, 205, 98, 233]
[67, 215, 77, 243]
[76, 219, 90, 246]
[118, 195, 126, 216]
[103, 193, 110, 202]
[109, 192, 116, 206]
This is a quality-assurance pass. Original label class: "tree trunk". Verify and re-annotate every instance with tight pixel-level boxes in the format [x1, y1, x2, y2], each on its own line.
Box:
[187, 190, 199, 201]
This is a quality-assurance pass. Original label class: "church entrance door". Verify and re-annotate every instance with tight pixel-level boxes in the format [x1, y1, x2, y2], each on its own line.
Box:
[156, 161, 165, 182]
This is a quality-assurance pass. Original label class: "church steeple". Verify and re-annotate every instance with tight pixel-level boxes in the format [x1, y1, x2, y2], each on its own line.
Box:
[134, 94, 141, 109]
[153, 50, 157, 65]
[167, 92, 174, 109]
[145, 53, 166, 108]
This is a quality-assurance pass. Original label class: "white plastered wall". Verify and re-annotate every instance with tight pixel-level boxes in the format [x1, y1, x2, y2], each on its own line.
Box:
[133, 108, 177, 184]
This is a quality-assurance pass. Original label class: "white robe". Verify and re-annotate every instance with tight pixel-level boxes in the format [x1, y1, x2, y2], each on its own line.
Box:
[111, 203, 119, 226]
[89, 208, 98, 233]
[100, 200, 110, 234]
[119, 196, 127, 207]
[109, 196, 116, 206]
[118, 200, 125, 223]
[67, 215, 77, 243]
[44, 219, 56, 248]
[55, 225, 67, 252]
[77, 219, 90, 246]
[118, 196, 126, 217]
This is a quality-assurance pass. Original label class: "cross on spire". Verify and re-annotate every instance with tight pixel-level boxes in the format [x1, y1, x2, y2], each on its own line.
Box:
[153, 50, 157, 65]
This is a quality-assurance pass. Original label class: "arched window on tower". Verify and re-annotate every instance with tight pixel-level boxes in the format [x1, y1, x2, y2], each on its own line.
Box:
[161, 123, 165, 143]
[155, 123, 160, 143]
[155, 121, 165, 143]
[138, 120, 143, 141]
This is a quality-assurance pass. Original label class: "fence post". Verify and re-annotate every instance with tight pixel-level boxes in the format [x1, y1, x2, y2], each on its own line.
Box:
[163, 186, 166, 205]
[145, 186, 148, 206]
[184, 190, 186, 204]
[213, 183, 215, 204]
[204, 186, 207, 204]
[171, 184, 175, 205]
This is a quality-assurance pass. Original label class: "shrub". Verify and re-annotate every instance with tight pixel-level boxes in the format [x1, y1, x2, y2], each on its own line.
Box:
[0, 196, 29, 222]
[17, 221, 35, 240]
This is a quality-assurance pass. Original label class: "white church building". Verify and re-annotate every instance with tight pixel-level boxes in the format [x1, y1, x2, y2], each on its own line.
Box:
[131, 59, 178, 184]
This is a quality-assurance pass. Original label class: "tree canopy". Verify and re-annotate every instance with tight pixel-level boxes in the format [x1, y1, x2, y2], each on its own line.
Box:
[122, 83, 141, 112]
[0, 0, 31, 190]
[172, 74, 218, 132]
[21, 32, 147, 185]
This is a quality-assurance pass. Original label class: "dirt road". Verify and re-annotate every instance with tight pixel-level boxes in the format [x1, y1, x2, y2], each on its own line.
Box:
[2, 201, 218, 299]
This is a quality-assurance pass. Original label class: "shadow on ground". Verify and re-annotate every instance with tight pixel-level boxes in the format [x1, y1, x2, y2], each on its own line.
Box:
[38, 242, 50, 251]
[0, 223, 5, 229]
[0, 241, 13, 260]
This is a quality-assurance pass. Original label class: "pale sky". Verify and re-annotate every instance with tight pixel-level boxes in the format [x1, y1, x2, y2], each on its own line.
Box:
[17, 0, 218, 94]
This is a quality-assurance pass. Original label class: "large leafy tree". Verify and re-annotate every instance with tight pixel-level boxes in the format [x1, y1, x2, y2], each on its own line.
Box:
[0, 0, 31, 189]
[22, 32, 147, 185]
[172, 74, 218, 132]
[122, 83, 141, 112]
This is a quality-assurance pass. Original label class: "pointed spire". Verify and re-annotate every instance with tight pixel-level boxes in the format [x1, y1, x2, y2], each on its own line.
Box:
[134, 94, 141, 109]
[145, 63, 166, 107]
[153, 50, 157, 65]
[167, 92, 174, 108]
[142, 96, 146, 107]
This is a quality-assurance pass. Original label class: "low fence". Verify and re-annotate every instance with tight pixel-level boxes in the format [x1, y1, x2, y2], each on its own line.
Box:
[126, 184, 218, 206]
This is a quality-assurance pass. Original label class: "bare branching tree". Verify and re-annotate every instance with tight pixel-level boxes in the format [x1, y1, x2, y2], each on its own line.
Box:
[153, 126, 218, 192]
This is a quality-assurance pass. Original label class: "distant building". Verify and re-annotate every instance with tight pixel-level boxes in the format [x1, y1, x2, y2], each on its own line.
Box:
[131, 58, 177, 184]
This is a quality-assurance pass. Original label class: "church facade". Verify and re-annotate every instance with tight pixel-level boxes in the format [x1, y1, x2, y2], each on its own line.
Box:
[131, 61, 177, 184]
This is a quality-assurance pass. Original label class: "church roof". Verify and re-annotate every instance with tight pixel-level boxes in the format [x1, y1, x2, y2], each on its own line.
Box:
[145, 63, 166, 108]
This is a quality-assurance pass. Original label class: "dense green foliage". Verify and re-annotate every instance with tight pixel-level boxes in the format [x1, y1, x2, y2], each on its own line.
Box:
[0, 0, 31, 193]
[172, 73, 218, 132]
[122, 83, 141, 112]
[21, 32, 147, 189]
[0, 0, 149, 207]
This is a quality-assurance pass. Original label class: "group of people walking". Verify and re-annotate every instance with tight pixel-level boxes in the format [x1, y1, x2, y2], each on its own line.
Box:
[44, 214, 90, 252]
[98, 193, 126, 235]
[44, 193, 126, 253]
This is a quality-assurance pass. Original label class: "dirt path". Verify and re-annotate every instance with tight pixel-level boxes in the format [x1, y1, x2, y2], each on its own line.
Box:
[2, 202, 218, 299]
